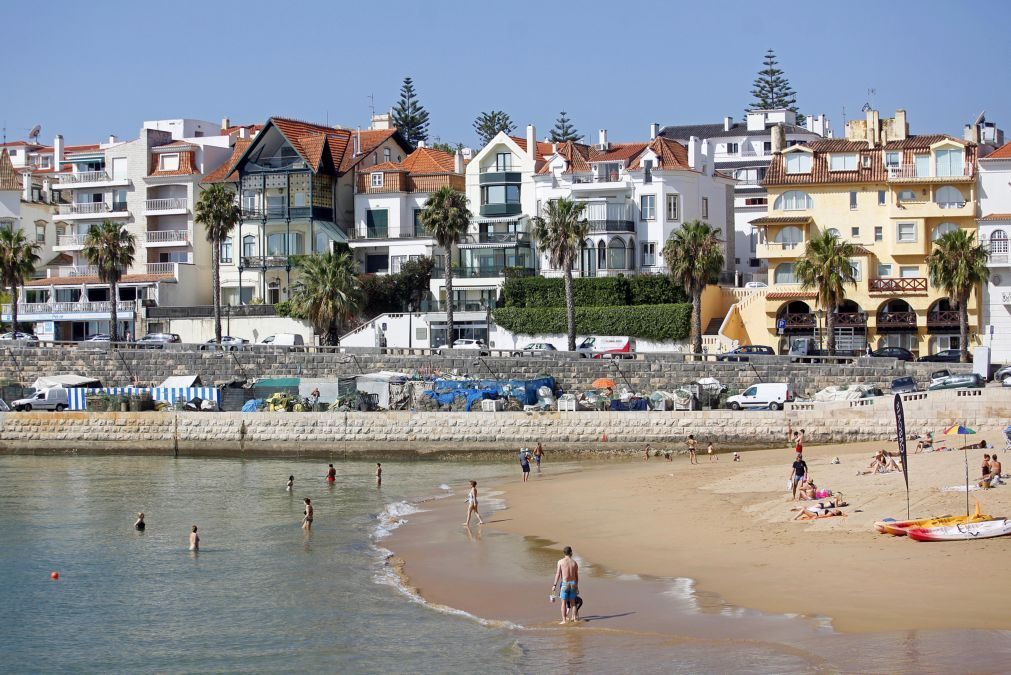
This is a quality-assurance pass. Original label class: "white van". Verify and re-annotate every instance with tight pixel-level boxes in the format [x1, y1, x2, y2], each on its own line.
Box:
[576, 336, 634, 358]
[260, 333, 305, 348]
[13, 387, 70, 412]
[726, 383, 792, 411]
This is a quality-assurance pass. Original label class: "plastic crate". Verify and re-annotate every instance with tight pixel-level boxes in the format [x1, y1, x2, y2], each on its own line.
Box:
[480, 399, 505, 412]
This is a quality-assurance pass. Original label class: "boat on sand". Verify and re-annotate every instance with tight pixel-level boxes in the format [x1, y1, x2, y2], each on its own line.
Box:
[906, 518, 1011, 542]
[874, 506, 988, 536]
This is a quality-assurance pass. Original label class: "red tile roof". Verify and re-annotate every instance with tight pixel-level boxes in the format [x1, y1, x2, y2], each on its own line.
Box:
[201, 139, 251, 184]
[980, 213, 1011, 221]
[509, 136, 553, 160]
[590, 143, 648, 163]
[0, 149, 21, 191]
[149, 150, 201, 177]
[983, 142, 1011, 160]
[750, 216, 813, 226]
[222, 123, 264, 136]
[626, 137, 691, 171]
[399, 147, 455, 174]
[767, 291, 817, 300]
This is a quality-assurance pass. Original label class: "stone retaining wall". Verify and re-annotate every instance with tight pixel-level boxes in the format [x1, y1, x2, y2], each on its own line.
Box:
[2, 388, 1006, 457]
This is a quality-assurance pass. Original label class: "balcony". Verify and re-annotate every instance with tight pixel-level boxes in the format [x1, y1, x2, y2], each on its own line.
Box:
[1, 300, 137, 321]
[868, 277, 928, 294]
[241, 205, 335, 223]
[783, 313, 815, 331]
[479, 202, 522, 218]
[459, 231, 532, 247]
[758, 241, 804, 260]
[434, 265, 535, 279]
[145, 230, 190, 246]
[927, 310, 960, 332]
[54, 171, 130, 190]
[144, 197, 188, 215]
[478, 168, 522, 185]
[239, 256, 293, 269]
[833, 312, 867, 327]
[54, 233, 89, 251]
[887, 165, 974, 183]
[50, 265, 99, 278]
[877, 311, 917, 332]
[990, 252, 1010, 267]
[146, 263, 179, 277]
[570, 173, 632, 192]
[57, 202, 129, 220]
[584, 203, 635, 233]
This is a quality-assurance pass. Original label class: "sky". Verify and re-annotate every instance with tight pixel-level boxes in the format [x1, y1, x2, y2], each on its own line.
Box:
[3, 0, 1009, 148]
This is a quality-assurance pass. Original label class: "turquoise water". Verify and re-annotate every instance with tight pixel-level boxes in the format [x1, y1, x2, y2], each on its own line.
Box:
[3, 454, 1009, 674]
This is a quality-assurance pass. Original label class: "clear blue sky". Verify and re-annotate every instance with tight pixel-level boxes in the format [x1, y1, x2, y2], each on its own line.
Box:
[4, 0, 1009, 147]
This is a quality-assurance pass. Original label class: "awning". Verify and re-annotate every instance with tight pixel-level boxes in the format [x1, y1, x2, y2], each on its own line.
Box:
[750, 216, 813, 226]
[159, 375, 202, 388]
[31, 374, 102, 389]
[475, 215, 528, 224]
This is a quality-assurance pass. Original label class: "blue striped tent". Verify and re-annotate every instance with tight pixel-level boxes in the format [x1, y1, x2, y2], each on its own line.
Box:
[67, 387, 220, 411]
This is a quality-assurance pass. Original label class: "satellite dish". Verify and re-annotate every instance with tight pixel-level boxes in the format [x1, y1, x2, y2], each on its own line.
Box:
[28, 124, 41, 141]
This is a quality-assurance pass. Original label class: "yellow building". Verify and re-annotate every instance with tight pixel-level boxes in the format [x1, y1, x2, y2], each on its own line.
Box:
[738, 109, 979, 356]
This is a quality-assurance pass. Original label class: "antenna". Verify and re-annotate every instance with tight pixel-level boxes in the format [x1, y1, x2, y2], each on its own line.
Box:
[841, 106, 846, 127]
[867, 87, 877, 109]
[367, 93, 376, 119]
[28, 124, 41, 142]
[861, 102, 872, 113]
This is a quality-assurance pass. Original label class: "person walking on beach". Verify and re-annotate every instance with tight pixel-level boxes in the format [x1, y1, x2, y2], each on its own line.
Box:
[189, 525, 199, 551]
[286, 475, 294, 491]
[134, 512, 145, 531]
[376, 463, 382, 487]
[551, 546, 580, 624]
[795, 429, 805, 456]
[464, 480, 484, 527]
[302, 498, 313, 530]
[708, 441, 718, 462]
[325, 464, 336, 484]
[644, 443, 652, 461]
[519, 448, 531, 482]
[790, 455, 808, 500]
[533, 442, 544, 472]
[687, 435, 698, 464]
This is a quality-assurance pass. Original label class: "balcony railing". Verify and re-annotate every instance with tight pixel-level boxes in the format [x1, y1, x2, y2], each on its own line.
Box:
[52, 265, 99, 278]
[936, 200, 967, 209]
[833, 312, 867, 327]
[587, 220, 635, 233]
[58, 171, 110, 184]
[887, 165, 974, 180]
[868, 277, 927, 294]
[145, 230, 190, 244]
[351, 225, 432, 240]
[927, 310, 960, 331]
[2, 301, 136, 316]
[989, 252, 1009, 266]
[56, 234, 89, 247]
[462, 231, 531, 245]
[877, 311, 917, 331]
[145, 198, 188, 211]
[146, 263, 179, 276]
[58, 203, 110, 216]
[783, 313, 815, 330]
[434, 265, 535, 279]
[239, 255, 293, 269]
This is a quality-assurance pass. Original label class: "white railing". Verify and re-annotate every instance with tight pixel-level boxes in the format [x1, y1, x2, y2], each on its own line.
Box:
[59, 170, 111, 184]
[145, 198, 188, 211]
[2, 301, 136, 315]
[58, 203, 110, 215]
[888, 165, 973, 180]
[145, 230, 190, 244]
[935, 200, 967, 209]
[146, 262, 179, 276]
[989, 252, 1009, 266]
[56, 234, 89, 247]
[51, 265, 99, 278]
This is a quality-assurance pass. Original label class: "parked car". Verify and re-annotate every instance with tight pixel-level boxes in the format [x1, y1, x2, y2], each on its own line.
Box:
[135, 332, 181, 348]
[787, 337, 831, 360]
[0, 331, 39, 343]
[716, 345, 775, 362]
[726, 382, 793, 411]
[995, 364, 1011, 386]
[744, 281, 768, 288]
[890, 376, 918, 394]
[577, 336, 634, 359]
[12, 387, 69, 412]
[511, 342, 557, 357]
[870, 346, 915, 362]
[201, 336, 248, 351]
[928, 373, 985, 391]
[84, 333, 111, 342]
[918, 349, 970, 363]
[438, 338, 489, 356]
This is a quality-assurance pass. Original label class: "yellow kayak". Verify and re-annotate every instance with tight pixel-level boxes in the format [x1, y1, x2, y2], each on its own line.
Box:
[875, 505, 989, 536]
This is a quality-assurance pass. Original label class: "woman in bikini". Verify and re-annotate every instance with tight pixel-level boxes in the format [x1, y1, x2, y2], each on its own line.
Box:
[464, 480, 484, 527]
[302, 497, 313, 530]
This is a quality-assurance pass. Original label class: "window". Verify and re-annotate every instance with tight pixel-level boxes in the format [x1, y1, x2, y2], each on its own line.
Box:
[935, 186, 965, 208]
[736, 168, 761, 184]
[763, 141, 772, 154]
[266, 232, 304, 256]
[666, 194, 679, 220]
[877, 263, 893, 277]
[242, 235, 255, 257]
[862, 155, 871, 168]
[35, 223, 45, 243]
[159, 251, 190, 264]
[991, 230, 1009, 254]
[725, 142, 739, 154]
[849, 191, 858, 209]
[749, 230, 757, 253]
[383, 148, 391, 163]
[898, 189, 917, 201]
[935, 148, 964, 177]
[701, 197, 709, 218]
[370, 172, 383, 188]
[874, 226, 883, 241]
[774, 190, 813, 210]
[850, 259, 863, 281]
[877, 191, 886, 205]
[481, 185, 520, 205]
[221, 237, 233, 263]
[785, 153, 812, 173]
[851, 226, 860, 238]
[607, 238, 627, 270]
[774, 262, 798, 284]
[773, 226, 803, 248]
[931, 222, 958, 241]
[640, 195, 655, 220]
[413, 209, 425, 236]
[827, 228, 841, 238]
[830, 154, 858, 171]
[744, 197, 768, 206]
[495, 153, 511, 172]
[366, 209, 389, 236]
[643, 159, 653, 183]
[900, 265, 919, 278]
[914, 154, 929, 177]
[885, 151, 901, 168]
[897, 222, 917, 242]
[642, 241, 657, 267]
[159, 153, 180, 171]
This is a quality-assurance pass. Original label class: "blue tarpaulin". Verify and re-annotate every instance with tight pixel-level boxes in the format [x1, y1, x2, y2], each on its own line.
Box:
[609, 399, 648, 412]
[242, 399, 264, 412]
[424, 377, 555, 411]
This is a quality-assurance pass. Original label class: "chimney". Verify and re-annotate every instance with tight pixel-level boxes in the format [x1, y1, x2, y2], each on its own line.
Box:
[22, 171, 32, 201]
[53, 134, 64, 170]
[701, 139, 713, 175]
[551, 142, 558, 154]
[893, 109, 908, 141]
[650, 122, 660, 140]
[108, 134, 118, 145]
[771, 124, 786, 153]
[353, 129, 361, 156]
[865, 108, 879, 147]
[724, 116, 733, 132]
[687, 136, 701, 169]
[598, 128, 608, 149]
[238, 127, 249, 140]
[454, 148, 464, 174]
[416, 140, 426, 149]
[221, 117, 231, 131]
[461, 147, 474, 161]
[526, 124, 536, 160]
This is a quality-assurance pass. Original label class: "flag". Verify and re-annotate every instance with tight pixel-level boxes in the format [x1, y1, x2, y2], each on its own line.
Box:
[894, 394, 908, 493]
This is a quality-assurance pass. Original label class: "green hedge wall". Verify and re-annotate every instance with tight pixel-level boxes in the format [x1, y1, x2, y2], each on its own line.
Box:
[493, 304, 692, 342]
[501, 274, 687, 308]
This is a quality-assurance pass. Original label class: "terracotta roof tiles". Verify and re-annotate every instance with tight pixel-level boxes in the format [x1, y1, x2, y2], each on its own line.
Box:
[983, 142, 1011, 160]
[25, 273, 173, 287]
[400, 147, 455, 174]
[149, 149, 201, 177]
[0, 149, 21, 191]
[979, 213, 1011, 221]
[201, 139, 251, 184]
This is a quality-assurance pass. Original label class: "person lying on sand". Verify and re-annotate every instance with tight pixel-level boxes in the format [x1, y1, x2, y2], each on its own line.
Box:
[793, 506, 846, 520]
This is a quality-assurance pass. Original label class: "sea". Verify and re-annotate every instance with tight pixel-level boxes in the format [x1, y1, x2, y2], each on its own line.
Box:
[2, 454, 1010, 674]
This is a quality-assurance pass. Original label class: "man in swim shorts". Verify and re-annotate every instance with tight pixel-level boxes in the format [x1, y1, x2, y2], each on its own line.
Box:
[533, 442, 544, 472]
[519, 448, 531, 482]
[551, 546, 580, 624]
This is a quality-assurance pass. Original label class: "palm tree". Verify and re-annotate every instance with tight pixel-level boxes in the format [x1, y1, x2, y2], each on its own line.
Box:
[195, 183, 241, 344]
[290, 250, 363, 346]
[531, 198, 588, 351]
[663, 220, 725, 354]
[0, 228, 41, 334]
[928, 228, 989, 363]
[421, 186, 471, 346]
[83, 220, 136, 342]
[794, 230, 858, 355]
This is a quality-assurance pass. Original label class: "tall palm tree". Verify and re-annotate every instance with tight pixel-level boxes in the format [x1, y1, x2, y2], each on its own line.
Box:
[794, 230, 858, 355]
[83, 220, 136, 342]
[928, 228, 989, 363]
[421, 186, 471, 347]
[0, 228, 41, 334]
[663, 219, 725, 354]
[290, 250, 363, 346]
[531, 198, 588, 351]
[195, 183, 241, 344]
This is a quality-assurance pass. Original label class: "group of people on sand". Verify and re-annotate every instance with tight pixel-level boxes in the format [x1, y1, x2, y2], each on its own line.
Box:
[518, 443, 545, 481]
[979, 453, 1005, 488]
[644, 435, 731, 463]
[860, 449, 904, 475]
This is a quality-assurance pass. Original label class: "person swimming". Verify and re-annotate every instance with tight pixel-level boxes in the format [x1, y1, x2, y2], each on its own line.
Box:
[134, 512, 145, 531]
[325, 464, 336, 483]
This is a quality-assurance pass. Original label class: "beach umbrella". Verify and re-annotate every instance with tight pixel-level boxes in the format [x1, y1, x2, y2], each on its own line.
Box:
[591, 378, 616, 390]
[944, 424, 977, 518]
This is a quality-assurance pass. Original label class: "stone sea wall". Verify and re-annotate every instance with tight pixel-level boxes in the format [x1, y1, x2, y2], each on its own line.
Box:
[2, 388, 1006, 457]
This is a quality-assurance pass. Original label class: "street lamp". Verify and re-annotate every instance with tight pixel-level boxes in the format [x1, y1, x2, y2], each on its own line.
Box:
[226, 302, 232, 338]
[815, 308, 826, 353]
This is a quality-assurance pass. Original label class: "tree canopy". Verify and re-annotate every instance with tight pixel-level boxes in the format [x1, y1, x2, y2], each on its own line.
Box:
[748, 49, 804, 124]
[391, 77, 430, 148]
[549, 111, 582, 143]
[473, 110, 515, 146]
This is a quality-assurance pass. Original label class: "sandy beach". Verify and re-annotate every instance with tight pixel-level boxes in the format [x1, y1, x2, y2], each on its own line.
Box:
[390, 433, 1011, 635]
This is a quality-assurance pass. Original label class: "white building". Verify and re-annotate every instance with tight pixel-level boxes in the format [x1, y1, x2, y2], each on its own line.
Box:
[660, 109, 830, 283]
[977, 140, 1011, 362]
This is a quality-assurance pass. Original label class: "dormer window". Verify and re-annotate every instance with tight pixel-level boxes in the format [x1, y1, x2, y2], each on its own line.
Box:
[159, 153, 180, 171]
[885, 151, 901, 168]
[935, 148, 964, 177]
[829, 153, 857, 171]
[370, 172, 383, 188]
[495, 153, 511, 172]
[785, 153, 811, 174]
[384, 148, 392, 163]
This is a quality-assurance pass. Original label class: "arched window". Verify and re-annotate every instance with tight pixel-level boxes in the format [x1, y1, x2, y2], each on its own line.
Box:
[931, 222, 958, 241]
[242, 235, 255, 258]
[774, 262, 798, 284]
[773, 190, 814, 211]
[826, 228, 841, 238]
[597, 240, 606, 269]
[607, 237, 626, 270]
[774, 226, 804, 249]
[991, 230, 1008, 254]
[935, 186, 964, 208]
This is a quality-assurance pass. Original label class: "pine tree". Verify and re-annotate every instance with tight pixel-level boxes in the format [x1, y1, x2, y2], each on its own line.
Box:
[748, 49, 804, 125]
[391, 77, 430, 148]
[473, 110, 516, 146]
[549, 111, 583, 143]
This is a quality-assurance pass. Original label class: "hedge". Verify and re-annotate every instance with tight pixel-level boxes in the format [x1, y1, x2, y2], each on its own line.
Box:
[501, 274, 687, 308]
[493, 303, 692, 342]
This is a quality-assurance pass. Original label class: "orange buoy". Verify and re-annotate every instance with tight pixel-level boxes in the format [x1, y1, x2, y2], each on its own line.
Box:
[51, 571, 59, 580]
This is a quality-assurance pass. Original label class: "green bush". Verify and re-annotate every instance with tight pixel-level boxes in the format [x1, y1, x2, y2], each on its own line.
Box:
[627, 274, 688, 305]
[493, 304, 691, 342]
[501, 274, 685, 308]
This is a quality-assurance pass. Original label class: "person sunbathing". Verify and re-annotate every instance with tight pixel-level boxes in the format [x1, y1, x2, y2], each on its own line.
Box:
[915, 432, 933, 453]
[794, 506, 845, 520]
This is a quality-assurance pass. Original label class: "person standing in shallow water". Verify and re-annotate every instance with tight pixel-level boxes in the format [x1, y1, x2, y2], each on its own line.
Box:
[325, 464, 336, 484]
[302, 498, 313, 530]
[286, 475, 294, 491]
[376, 463, 382, 487]
[464, 480, 484, 527]
[552, 546, 580, 624]
[134, 512, 145, 531]
[189, 525, 199, 551]
[533, 442, 544, 472]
